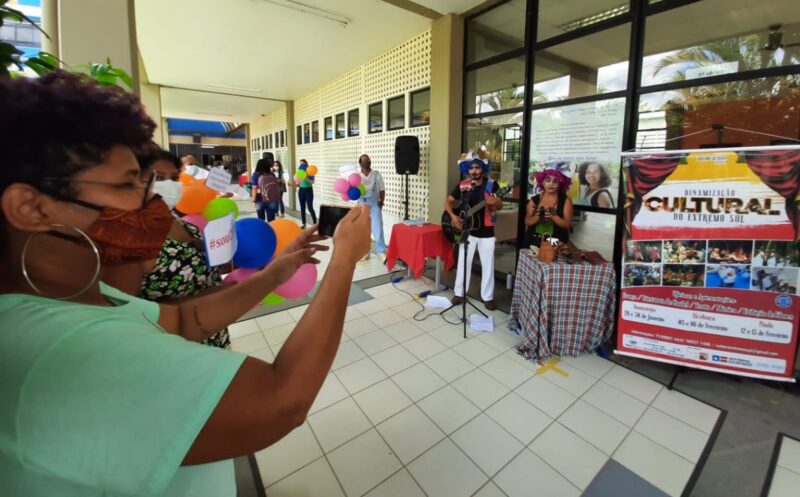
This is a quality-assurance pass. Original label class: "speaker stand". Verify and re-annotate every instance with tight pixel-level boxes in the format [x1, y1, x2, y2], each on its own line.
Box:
[402, 173, 410, 220]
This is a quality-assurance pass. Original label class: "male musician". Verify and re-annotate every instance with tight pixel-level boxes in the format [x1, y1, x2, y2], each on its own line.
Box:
[445, 158, 503, 310]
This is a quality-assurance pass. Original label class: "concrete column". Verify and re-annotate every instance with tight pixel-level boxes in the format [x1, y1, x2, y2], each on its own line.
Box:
[285, 101, 297, 210]
[429, 14, 464, 221]
[40, 0, 59, 57]
[57, 0, 139, 91]
[136, 53, 165, 145]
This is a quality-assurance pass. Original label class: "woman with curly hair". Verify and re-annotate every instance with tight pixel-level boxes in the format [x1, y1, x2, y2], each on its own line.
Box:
[0, 71, 371, 496]
[524, 168, 574, 244]
[577, 161, 614, 208]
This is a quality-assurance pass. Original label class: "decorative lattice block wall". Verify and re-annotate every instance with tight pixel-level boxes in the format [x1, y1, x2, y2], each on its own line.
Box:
[291, 30, 432, 221]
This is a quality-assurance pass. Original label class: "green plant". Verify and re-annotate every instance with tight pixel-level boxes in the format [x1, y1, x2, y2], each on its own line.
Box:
[0, 0, 131, 88]
[0, 0, 51, 77]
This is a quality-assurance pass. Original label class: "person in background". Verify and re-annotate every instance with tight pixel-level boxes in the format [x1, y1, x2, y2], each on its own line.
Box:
[102, 146, 231, 349]
[291, 158, 317, 229]
[0, 70, 372, 497]
[274, 160, 287, 218]
[525, 168, 573, 244]
[252, 152, 279, 222]
[181, 154, 209, 180]
[357, 154, 386, 259]
[181, 154, 199, 168]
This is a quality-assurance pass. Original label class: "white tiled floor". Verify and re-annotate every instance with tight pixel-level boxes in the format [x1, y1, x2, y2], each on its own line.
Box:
[229, 280, 722, 497]
[767, 436, 800, 497]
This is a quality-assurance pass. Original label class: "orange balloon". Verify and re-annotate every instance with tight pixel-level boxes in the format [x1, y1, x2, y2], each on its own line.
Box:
[178, 172, 194, 185]
[269, 218, 303, 254]
[176, 180, 217, 214]
[306, 165, 318, 176]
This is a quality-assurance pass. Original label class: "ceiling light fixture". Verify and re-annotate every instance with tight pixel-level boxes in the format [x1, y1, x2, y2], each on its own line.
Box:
[200, 144, 218, 148]
[207, 84, 262, 93]
[196, 112, 234, 117]
[260, 0, 350, 28]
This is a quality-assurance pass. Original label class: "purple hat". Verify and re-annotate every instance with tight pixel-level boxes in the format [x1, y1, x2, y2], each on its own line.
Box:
[534, 168, 571, 194]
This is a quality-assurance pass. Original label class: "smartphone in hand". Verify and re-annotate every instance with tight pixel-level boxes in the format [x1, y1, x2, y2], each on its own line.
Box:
[318, 205, 352, 237]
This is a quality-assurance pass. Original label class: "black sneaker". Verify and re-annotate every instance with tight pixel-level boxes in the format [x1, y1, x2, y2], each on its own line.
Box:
[484, 300, 497, 311]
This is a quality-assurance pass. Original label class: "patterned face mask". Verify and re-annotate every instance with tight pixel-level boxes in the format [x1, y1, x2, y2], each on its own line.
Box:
[63, 194, 173, 266]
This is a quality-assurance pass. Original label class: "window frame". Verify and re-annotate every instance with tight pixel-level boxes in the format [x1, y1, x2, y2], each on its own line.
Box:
[387, 95, 406, 131]
[410, 87, 431, 128]
[368, 101, 383, 134]
[335, 112, 346, 139]
[347, 108, 360, 137]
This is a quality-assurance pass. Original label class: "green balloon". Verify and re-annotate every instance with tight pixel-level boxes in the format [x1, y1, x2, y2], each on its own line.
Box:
[295, 170, 307, 180]
[357, 183, 366, 195]
[300, 180, 312, 188]
[202, 197, 239, 221]
[261, 292, 285, 305]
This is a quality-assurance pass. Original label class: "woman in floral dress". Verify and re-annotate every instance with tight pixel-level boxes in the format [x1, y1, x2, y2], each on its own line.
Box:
[102, 148, 230, 348]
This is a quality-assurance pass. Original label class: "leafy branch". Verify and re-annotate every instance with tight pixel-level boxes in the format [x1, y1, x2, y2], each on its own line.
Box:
[0, 0, 131, 88]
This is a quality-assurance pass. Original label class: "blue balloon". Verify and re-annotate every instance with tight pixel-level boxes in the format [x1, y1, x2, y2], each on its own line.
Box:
[233, 218, 276, 268]
[347, 186, 361, 200]
[298, 163, 308, 171]
[307, 175, 315, 180]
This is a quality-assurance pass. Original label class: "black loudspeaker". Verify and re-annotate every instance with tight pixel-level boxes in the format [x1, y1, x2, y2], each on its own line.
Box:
[395, 135, 420, 175]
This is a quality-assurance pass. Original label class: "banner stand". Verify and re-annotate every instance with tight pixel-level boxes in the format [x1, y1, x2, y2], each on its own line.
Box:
[615, 145, 800, 383]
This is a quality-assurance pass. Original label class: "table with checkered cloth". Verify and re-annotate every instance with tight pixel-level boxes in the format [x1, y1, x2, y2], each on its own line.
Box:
[509, 250, 616, 360]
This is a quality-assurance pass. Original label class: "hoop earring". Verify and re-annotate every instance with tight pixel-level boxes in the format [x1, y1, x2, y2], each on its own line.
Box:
[20, 224, 101, 300]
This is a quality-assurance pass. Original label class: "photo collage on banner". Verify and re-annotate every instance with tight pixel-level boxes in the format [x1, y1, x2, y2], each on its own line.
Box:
[617, 147, 800, 381]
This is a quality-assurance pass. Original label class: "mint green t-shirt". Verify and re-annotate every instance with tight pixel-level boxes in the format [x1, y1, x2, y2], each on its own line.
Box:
[0, 284, 246, 497]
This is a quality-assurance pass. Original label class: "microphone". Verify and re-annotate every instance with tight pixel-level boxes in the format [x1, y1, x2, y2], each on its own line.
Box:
[470, 180, 477, 190]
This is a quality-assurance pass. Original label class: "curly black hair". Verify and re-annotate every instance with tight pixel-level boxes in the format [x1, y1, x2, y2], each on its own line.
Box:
[0, 70, 156, 199]
[577, 162, 611, 188]
[136, 146, 181, 173]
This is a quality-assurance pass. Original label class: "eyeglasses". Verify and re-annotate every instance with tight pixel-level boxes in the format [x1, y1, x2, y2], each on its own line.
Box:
[43, 172, 156, 208]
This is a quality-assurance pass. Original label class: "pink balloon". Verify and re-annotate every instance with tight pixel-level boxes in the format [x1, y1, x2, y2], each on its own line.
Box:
[340, 192, 350, 201]
[333, 178, 349, 194]
[348, 173, 361, 187]
[294, 176, 301, 184]
[224, 268, 258, 285]
[183, 213, 208, 231]
[274, 263, 317, 299]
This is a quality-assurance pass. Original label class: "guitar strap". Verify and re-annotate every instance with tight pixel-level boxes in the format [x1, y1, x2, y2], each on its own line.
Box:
[483, 178, 496, 228]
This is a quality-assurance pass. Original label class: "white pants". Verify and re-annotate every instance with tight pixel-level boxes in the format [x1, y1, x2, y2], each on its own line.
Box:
[454, 236, 495, 301]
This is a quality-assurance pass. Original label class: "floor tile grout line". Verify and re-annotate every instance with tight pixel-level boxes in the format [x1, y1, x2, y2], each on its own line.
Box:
[238, 291, 713, 496]
[555, 398, 634, 457]
[522, 417, 589, 492]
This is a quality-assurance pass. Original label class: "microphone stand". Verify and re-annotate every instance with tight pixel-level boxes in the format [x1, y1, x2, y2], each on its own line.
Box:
[440, 183, 488, 339]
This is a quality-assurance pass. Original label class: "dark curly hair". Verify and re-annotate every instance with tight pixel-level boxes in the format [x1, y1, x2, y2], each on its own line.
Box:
[136, 146, 181, 173]
[0, 71, 156, 199]
[577, 162, 611, 188]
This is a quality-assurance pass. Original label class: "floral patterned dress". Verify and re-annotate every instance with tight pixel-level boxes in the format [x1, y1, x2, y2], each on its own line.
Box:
[140, 220, 231, 349]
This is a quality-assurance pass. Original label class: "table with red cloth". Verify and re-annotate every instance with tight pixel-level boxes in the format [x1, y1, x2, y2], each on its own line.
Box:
[509, 250, 616, 360]
[385, 223, 455, 279]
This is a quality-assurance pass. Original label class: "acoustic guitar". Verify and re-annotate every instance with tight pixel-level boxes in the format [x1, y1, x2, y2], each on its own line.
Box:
[441, 185, 510, 244]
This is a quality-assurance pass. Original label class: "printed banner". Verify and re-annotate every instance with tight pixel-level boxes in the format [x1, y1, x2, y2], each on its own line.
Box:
[616, 147, 800, 381]
[203, 213, 237, 267]
[530, 98, 625, 208]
